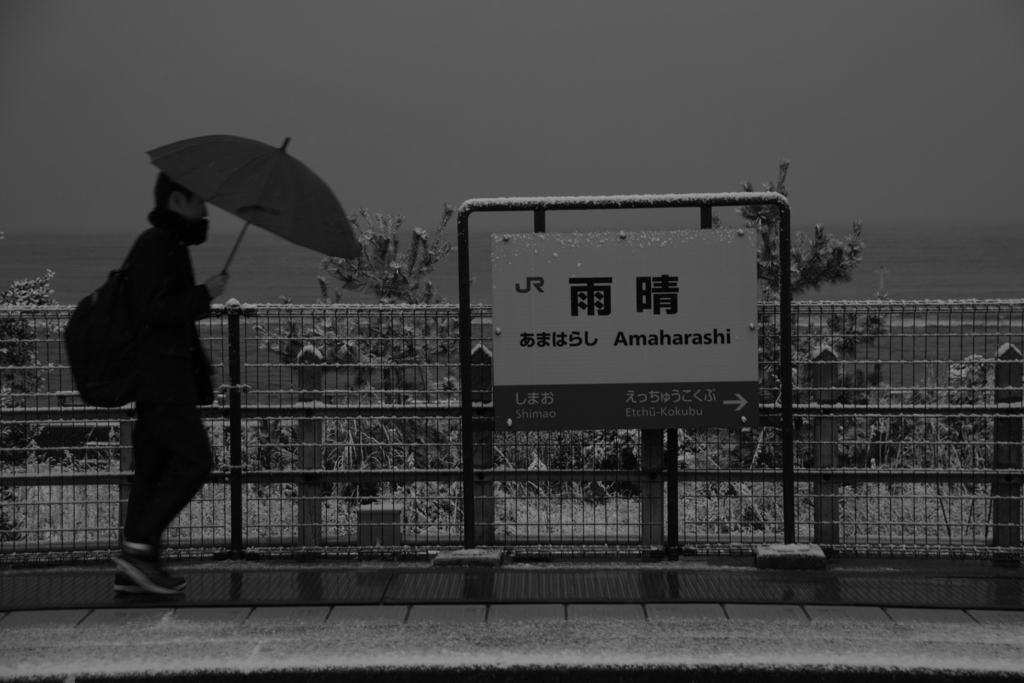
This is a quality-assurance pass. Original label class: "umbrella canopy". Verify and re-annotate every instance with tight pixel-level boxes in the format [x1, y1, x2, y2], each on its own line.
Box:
[147, 135, 360, 268]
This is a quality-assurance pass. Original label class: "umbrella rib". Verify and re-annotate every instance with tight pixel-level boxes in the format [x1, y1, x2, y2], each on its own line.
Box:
[205, 152, 279, 204]
[246, 146, 289, 211]
[216, 145, 290, 271]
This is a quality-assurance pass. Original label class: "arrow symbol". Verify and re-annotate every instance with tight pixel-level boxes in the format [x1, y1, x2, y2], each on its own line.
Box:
[723, 394, 747, 412]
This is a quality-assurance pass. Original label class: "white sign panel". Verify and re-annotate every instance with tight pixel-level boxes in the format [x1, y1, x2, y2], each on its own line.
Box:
[491, 230, 759, 430]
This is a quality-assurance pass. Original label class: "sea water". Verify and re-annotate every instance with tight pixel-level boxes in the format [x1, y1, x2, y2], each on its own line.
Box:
[1, 222, 1021, 305]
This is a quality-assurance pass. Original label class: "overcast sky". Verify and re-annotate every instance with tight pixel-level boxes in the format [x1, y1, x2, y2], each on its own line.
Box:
[1, 0, 1022, 238]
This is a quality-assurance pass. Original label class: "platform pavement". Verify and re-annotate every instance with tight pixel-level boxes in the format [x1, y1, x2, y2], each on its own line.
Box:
[1, 557, 1023, 681]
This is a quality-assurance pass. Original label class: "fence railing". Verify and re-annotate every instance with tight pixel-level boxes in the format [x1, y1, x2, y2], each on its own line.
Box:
[1, 299, 1021, 564]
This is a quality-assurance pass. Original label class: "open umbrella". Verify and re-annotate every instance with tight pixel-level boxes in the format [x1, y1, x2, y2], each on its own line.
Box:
[147, 134, 360, 272]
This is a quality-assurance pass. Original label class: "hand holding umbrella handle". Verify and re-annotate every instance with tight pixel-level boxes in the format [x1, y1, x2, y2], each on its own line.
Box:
[221, 222, 250, 274]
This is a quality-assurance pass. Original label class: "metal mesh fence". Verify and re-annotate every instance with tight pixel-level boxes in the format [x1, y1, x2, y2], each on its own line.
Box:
[0, 307, 233, 558]
[491, 429, 649, 546]
[1, 300, 1021, 563]
[234, 305, 464, 552]
[787, 300, 1024, 556]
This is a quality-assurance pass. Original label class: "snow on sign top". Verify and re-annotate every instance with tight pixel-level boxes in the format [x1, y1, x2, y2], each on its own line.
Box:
[458, 191, 789, 215]
[492, 228, 744, 260]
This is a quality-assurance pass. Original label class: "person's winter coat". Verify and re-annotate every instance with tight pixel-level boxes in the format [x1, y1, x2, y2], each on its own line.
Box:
[126, 210, 215, 405]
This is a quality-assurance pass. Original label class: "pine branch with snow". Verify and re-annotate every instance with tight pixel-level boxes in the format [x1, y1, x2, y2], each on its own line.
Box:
[723, 160, 865, 300]
[319, 204, 454, 304]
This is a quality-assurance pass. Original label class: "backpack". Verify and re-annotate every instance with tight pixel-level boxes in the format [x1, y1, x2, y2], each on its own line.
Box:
[64, 260, 138, 407]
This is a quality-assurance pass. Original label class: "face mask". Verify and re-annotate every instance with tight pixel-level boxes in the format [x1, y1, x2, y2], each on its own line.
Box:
[181, 218, 209, 246]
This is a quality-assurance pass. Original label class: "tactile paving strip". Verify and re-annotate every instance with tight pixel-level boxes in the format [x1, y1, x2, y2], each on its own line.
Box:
[1, 568, 1020, 612]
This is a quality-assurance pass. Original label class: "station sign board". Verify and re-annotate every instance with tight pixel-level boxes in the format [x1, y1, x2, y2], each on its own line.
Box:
[491, 229, 759, 430]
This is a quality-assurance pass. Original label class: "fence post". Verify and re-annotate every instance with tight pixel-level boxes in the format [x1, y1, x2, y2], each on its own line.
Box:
[666, 428, 679, 558]
[226, 301, 243, 557]
[640, 429, 664, 547]
[118, 414, 134, 540]
[470, 343, 495, 546]
[809, 345, 840, 547]
[473, 427, 495, 546]
[993, 343, 1022, 549]
[295, 345, 323, 548]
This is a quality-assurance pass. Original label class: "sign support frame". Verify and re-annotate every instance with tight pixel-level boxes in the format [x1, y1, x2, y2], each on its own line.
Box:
[457, 193, 795, 549]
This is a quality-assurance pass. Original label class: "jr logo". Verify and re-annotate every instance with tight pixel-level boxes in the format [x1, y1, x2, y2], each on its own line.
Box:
[516, 277, 545, 293]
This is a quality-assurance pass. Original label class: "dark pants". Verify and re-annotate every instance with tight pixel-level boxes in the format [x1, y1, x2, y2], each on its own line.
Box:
[123, 402, 213, 549]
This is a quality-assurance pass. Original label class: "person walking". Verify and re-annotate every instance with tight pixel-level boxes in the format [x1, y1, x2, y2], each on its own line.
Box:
[112, 172, 229, 594]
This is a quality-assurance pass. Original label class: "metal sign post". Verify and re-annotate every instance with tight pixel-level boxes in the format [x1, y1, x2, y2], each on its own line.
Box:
[457, 193, 794, 547]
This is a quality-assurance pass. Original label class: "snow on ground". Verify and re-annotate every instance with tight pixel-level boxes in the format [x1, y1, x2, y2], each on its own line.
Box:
[2, 612, 1023, 679]
[4, 558, 1021, 679]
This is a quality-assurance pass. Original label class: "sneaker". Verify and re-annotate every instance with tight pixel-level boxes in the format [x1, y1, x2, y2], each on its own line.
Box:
[113, 569, 146, 594]
[153, 564, 187, 592]
[112, 547, 186, 595]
